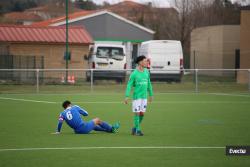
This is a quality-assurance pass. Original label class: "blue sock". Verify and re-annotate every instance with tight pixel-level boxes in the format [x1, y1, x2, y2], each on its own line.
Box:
[99, 122, 112, 132]
[94, 125, 106, 131]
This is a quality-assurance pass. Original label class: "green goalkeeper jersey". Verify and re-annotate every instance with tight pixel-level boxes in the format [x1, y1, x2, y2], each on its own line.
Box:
[125, 68, 153, 100]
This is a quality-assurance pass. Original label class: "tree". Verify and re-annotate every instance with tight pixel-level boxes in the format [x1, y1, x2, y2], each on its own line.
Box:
[172, 0, 241, 68]
[74, 0, 98, 10]
[0, 0, 38, 13]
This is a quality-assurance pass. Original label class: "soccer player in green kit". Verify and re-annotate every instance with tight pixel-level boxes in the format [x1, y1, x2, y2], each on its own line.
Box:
[124, 55, 153, 136]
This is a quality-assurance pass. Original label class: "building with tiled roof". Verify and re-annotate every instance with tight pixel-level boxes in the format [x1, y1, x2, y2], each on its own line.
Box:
[0, 25, 92, 44]
[32, 10, 97, 27]
[33, 9, 154, 41]
[0, 25, 93, 82]
[32, 8, 155, 69]
[3, 12, 43, 25]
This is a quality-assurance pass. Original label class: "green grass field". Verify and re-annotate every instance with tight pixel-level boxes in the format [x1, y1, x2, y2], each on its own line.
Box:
[0, 92, 250, 167]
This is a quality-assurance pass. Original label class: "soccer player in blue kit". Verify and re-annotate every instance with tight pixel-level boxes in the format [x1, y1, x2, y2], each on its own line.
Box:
[53, 100, 120, 134]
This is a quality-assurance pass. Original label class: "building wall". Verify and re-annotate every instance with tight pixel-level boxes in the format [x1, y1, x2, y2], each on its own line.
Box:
[9, 43, 88, 68]
[222, 26, 240, 69]
[8, 43, 89, 81]
[191, 25, 240, 76]
[237, 10, 250, 83]
[70, 13, 153, 41]
[0, 44, 9, 54]
[191, 26, 223, 76]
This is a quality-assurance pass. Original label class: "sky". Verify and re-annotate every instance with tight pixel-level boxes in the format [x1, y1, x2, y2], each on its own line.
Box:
[92, 0, 171, 7]
[92, 0, 250, 7]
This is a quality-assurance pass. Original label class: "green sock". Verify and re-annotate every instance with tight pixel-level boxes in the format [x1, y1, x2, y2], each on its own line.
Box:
[139, 115, 144, 124]
[134, 115, 140, 131]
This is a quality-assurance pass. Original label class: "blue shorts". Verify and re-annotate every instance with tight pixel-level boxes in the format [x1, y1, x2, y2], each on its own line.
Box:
[75, 120, 95, 134]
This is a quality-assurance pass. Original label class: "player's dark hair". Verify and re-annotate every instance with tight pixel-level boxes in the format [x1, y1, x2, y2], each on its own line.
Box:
[62, 100, 71, 109]
[135, 55, 146, 64]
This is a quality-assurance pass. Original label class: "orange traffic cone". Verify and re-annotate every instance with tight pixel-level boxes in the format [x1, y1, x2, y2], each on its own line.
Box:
[67, 75, 71, 83]
[71, 75, 75, 84]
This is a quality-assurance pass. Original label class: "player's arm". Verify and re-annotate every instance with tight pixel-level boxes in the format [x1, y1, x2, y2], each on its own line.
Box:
[125, 72, 135, 104]
[53, 114, 64, 134]
[147, 72, 153, 102]
[75, 105, 89, 116]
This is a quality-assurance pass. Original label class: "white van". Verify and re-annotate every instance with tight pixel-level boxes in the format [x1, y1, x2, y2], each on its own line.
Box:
[86, 42, 127, 82]
[139, 40, 183, 81]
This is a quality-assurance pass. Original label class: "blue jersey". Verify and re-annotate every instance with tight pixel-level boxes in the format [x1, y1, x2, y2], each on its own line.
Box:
[57, 105, 88, 132]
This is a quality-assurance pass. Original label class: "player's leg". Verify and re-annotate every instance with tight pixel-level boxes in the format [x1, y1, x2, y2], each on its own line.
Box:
[139, 112, 144, 123]
[92, 118, 108, 132]
[75, 118, 104, 134]
[94, 118, 120, 133]
[132, 99, 142, 136]
[139, 99, 147, 124]
[134, 99, 147, 136]
[99, 121, 120, 133]
[98, 120, 112, 132]
[136, 112, 145, 136]
[75, 118, 119, 134]
[75, 120, 96, 134]
[93, 125, 106, 131]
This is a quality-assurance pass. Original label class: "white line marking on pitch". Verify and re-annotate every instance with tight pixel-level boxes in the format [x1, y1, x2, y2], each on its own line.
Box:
[0, 97, 57, 104]
[208, 93, 250, 98]
[0, 146, 225, 152]
[0, 97, 249, 104]
[74, 101, 250, 104]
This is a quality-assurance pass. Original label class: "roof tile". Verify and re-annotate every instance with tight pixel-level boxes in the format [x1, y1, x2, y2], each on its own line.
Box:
[0, 25, 93, 44]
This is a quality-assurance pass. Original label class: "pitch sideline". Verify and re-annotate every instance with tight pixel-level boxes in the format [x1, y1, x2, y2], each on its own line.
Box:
[0, 146, 225, 152]
[0, 96, 250, 104]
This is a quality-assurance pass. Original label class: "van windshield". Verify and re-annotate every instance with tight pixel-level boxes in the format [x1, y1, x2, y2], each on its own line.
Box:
[96, 47, 124, 60]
